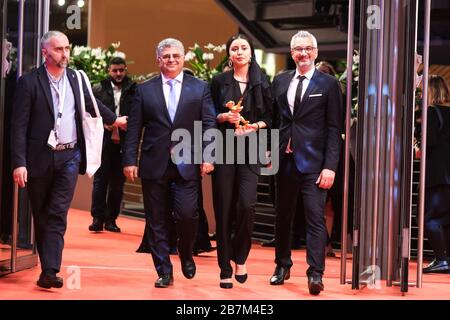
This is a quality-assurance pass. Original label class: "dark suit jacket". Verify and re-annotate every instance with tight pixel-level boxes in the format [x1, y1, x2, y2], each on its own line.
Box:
[122, 73, 217, 181]
[93, 76, 137, 147]
[11, 65, 117, 177]
[273, 69, 343, 173]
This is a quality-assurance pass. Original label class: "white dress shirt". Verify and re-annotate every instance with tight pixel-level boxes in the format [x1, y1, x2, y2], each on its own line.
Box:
[161, 72, 184, 112]
[111, 81, 122, 116]
[286, 67, 315, 115]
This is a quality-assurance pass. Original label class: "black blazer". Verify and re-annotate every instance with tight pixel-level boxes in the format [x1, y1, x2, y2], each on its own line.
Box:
[122, 74, 217, 181]
[210, 69, 273, 129]
[210, 69, 273, 174]
[273, 69, 343, 173]
[11, 65, 117, 177]
[426, 105, 450, 187]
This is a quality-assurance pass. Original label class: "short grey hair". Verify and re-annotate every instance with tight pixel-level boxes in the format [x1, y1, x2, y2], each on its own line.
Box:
[41, 30, 66, 49]
[156, 38, 185, 58]
[290, 30, 318, 49]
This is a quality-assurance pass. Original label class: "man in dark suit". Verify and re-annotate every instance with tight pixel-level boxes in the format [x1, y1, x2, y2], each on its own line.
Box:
[123, 38, 216, 288]
[269, 30, 343, 295]
[11, 31, 127, 289]
[89, 57, 137, 233]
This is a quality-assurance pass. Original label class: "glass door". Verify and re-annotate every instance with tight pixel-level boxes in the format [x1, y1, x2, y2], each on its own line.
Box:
[0, 0, 49, 276]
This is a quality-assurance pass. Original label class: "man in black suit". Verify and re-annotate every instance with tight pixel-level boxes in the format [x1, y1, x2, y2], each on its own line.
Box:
[269, 30, 343, 295]
[89, 57, 137, 233]
[11, 31, 127, 289]
[123, 38, 216, 288]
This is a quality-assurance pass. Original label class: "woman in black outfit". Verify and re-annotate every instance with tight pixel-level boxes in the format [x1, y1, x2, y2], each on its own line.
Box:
[423, 75, 450, 274]
[210, 34, 273, 288]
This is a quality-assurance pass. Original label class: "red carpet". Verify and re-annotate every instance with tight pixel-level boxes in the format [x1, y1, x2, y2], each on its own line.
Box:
[0, 209, 449, 300]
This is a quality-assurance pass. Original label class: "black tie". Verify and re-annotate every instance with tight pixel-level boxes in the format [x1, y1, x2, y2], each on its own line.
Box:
[294, 75, 307, 112]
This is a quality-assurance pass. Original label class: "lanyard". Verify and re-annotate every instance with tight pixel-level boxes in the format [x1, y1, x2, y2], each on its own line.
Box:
[48, 71, 67, 142]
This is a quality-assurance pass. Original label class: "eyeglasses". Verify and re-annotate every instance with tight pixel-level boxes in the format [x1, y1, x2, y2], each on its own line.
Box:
[292, 46, 316, 54]
[110, 68, 125, 73]
[160, 54, 183, 61]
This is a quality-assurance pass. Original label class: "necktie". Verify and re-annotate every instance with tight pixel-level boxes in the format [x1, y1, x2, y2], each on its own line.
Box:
[294, 75, 306, 112]
[167, 79, 177, 122]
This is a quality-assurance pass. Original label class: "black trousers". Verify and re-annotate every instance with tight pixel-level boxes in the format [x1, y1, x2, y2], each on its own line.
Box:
[212, 164, 258, 279]
[141, 162, 199, 276]
[91, 142, 125, 222]
[27, 148, 81, 274]
[275, 154, 328, 277]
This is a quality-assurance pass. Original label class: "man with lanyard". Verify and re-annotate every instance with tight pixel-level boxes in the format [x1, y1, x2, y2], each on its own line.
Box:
[11, 30, 127, 289]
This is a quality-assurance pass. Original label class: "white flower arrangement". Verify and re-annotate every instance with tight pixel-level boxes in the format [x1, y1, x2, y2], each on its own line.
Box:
[69, 42, 126, 85]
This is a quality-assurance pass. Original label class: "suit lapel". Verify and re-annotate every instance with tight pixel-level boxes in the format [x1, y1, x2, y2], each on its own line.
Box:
[173, 76, 190, 125]
[295, 69, 318, 118]
[280, 71, 295, 118]
[37, 66, 55, 119]
[153, 76, 172, 125]
[66, 68, 82, 116]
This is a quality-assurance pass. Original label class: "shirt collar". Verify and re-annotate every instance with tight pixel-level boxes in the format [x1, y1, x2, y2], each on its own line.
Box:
[45, 64, 66, 84]
[294, 66, 315, 81]
[161, 71, 184, 85]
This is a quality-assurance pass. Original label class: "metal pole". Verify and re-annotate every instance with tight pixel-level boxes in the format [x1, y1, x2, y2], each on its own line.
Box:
[12, 0, 25, 273]
[417, 0, 431, 289]
[340, 0, 355, 285]
[386, 0, 400, 287]
[371, 0, 385, 270]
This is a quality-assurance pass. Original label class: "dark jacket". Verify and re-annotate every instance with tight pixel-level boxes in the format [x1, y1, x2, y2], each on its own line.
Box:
[93, 76, 137, 145]
[210, 65, 273, 173]
[122, 74, 217, 181]
[426, 105, 450, 188]
[11, 65, 117, 177]
[272, 69, 343, 173]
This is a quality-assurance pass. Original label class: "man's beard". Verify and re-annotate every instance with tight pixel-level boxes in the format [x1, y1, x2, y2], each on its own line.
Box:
[110, 76, 124, 85]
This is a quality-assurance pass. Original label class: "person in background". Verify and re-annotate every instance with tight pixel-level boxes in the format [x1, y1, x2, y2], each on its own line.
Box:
[89, 57, 137, 233]
[422, 75, 450, 274]
[315, 60, 339, 258]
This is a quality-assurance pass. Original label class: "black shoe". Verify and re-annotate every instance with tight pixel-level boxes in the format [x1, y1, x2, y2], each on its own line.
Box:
[262, 239, 276, 247]
[37, 273, 64, 289]
[220, 280, 233, 289]
[269, 266, 290, 285]
[235, 273, 248, 283]
[423, 259, 450, 274]
[89, 218, 104, 232]
[180, 258, 196, 279]
[308, 275, 324, 295]
[193, 246, 216, 256]
[104, 221, 121, 233]
[234, 264, 248, 283]
[154, 273, 174, 288]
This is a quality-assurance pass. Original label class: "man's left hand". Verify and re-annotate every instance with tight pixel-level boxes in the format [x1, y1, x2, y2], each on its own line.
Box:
[316, 169, 335, 189]
[201, 162, 214, 176]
